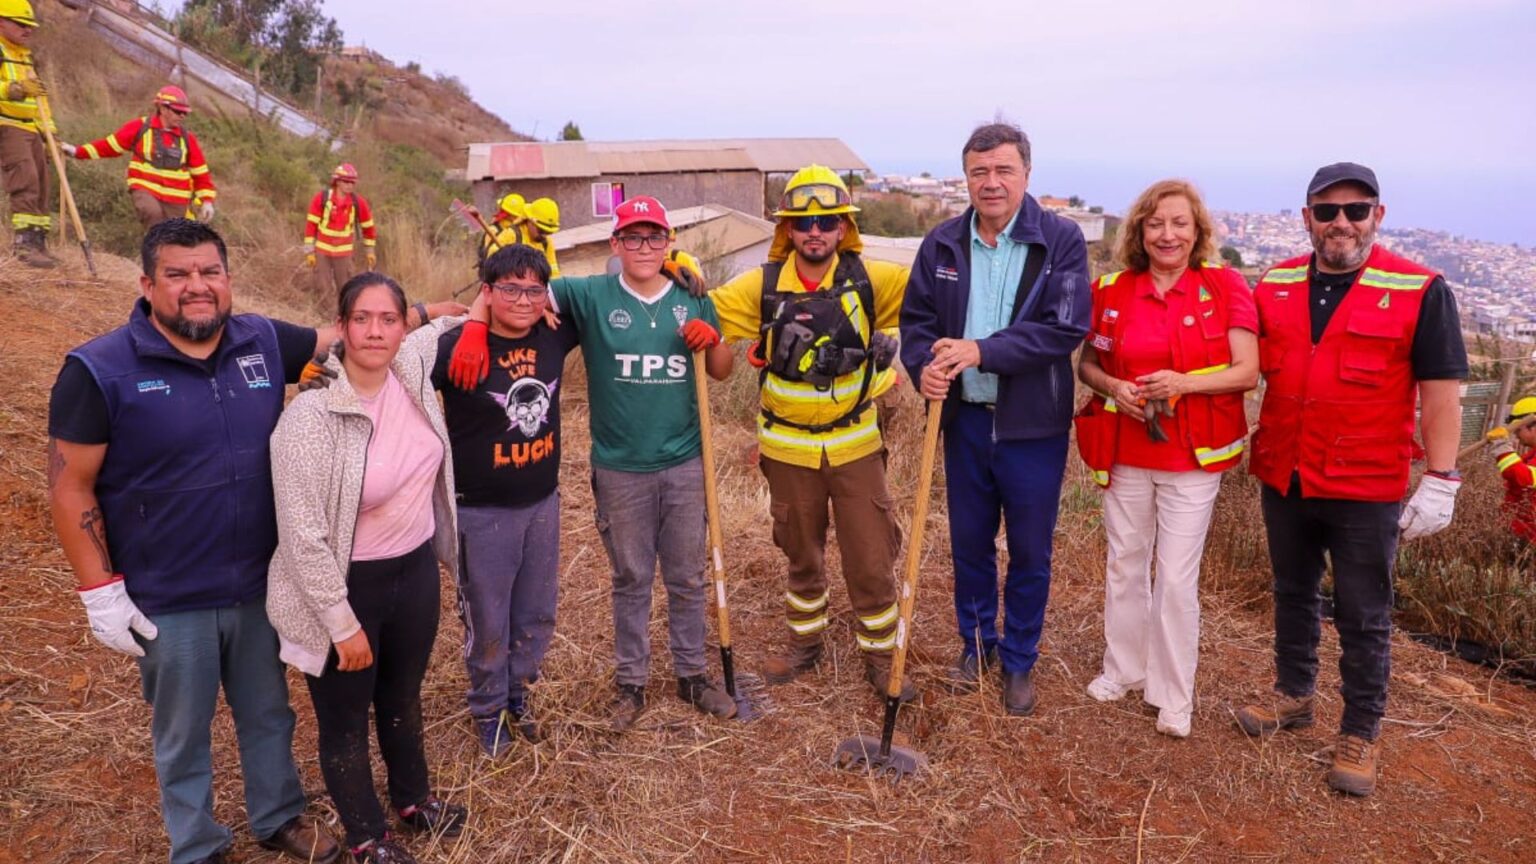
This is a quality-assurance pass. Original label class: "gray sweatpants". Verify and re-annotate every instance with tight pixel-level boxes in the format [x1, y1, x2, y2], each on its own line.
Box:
[456, 494, 560, 720]
[592, 458, 709, 686]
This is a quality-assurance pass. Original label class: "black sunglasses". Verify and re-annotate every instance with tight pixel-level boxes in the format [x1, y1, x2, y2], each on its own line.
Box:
[790, 214, 842, 233]
[1309, 202, 1374, 223]
[616, 233, 668, 251]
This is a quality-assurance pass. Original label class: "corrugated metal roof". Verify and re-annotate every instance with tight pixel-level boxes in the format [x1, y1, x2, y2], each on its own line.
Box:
[467, 138, 869, 180]
[554, 204, 774, 252]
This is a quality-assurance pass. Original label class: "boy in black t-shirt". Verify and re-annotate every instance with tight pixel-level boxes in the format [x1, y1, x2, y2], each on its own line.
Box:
[400, 245, 577, 757]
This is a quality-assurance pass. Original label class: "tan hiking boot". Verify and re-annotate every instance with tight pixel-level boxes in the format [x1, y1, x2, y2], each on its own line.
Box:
[1235, 692, 1315, 737]
[761, 639, 823, 685]
[1327, 733, 1380, 797]
[863, 656, 918, 703]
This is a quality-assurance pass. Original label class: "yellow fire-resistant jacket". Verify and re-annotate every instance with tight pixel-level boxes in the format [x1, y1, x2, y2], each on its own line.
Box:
[712, 251, 909, 469]
[0, 37, 51, 135]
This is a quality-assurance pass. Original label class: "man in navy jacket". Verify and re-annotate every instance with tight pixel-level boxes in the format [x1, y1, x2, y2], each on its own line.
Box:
[899, 123, 1090, 715]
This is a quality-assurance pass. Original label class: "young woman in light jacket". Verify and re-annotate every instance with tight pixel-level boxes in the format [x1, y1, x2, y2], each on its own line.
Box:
[267, 273, 465, 864]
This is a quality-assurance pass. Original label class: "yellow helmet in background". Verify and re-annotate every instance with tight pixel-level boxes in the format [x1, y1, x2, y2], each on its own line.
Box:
[495, 193, 526, 222]
[1509, 396, 1536, 424]
[0, 0, 38, 27]
[768, 163, 862, 262]
[773, 164, 860, 217]
[525, 198, 560, 234]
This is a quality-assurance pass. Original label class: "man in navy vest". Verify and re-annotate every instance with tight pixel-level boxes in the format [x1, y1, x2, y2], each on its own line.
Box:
[45, 220, 454, 864]
[900, 123, 1091, 717]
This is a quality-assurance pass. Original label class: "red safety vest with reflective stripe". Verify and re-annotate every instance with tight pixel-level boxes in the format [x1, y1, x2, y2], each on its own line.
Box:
[1497, 448, 1536, 542]
[304, 189, 376, 257]
[1074, 264, 1250, 488]
[1249, 245, 1435, 502]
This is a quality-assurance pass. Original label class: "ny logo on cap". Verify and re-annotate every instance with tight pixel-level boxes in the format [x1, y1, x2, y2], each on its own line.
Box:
[633, 201, 650, 212]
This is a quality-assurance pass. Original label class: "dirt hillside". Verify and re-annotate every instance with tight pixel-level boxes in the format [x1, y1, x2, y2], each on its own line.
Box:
[2, 249, 1535, 863]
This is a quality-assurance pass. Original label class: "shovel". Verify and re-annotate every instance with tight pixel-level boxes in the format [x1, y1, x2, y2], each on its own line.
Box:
[35, 93, 96, 277]
[1457, 413, 1536, 462]
[833, 398, 942, 779]
[693, 350, 761, 720]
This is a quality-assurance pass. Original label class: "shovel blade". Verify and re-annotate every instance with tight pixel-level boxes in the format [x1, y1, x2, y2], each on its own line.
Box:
[832, 734, 927, 780]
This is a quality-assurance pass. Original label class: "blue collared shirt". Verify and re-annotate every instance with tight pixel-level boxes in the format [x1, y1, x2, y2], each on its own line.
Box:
[962, 207, 1030, 403]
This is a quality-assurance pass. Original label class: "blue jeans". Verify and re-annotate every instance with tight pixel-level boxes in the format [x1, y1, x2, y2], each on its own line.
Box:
[591, 458, 709, 686]
[136, 598, 305, 864]
[457, 494, 561, 719]
[944, 403, 1069, 675]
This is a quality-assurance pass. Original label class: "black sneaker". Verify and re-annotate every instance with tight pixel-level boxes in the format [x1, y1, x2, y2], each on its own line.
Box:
[475, 712, 513, 759]
[352, 837, 417, 864]
[398, 797, 467, 838]
[677, 674, 738, 719]
[611, 683, 646, 732]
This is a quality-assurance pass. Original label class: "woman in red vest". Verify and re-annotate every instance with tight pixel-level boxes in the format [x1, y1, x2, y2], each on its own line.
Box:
[1074, 179, 1258, 738]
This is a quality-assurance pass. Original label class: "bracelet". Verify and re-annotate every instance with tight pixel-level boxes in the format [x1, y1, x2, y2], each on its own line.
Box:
[413, 302, 428, 325]
[1426, 469, 1461, 482]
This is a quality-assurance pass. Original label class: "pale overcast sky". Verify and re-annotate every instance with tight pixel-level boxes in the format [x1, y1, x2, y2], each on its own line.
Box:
[218, 1, 1536, 242]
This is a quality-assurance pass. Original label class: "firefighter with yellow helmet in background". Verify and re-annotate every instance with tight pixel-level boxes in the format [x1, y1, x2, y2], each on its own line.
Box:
[474, 191, 526, 263]
[303, 162, 377, 295]
[709, 164, 915, 701]
[1488, 396, 1536, 543]
[0, 0, 58, 268]
[521, 196, 560, 277]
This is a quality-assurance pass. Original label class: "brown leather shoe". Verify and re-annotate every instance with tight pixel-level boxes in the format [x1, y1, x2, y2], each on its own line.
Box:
[611, 683, 646, 732]
[1003, 671, 1037, 716]
[677, 674, 738, 719]
[1235, 692, 1315, 737]
[1327, 733, 1381, 797]
[863, 656, 918, 703]
[257, 813, 340, 863]
[761, 639, 823, 685]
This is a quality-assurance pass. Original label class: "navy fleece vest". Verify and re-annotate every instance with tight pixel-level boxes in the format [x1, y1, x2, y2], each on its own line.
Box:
[70, 300, 284, 614]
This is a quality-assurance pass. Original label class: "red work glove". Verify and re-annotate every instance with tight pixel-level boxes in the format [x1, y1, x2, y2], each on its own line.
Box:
[448, 320, 490, 390]
[679, 319, 719, 352]
[747, 339, 767, 369]
[297, 342, 339, 392]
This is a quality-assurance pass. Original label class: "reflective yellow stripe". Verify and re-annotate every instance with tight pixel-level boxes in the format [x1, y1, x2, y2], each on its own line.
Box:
[1188, 363, 1231, 376]
[363, 239, 377, 247]
[126, 176, 193, 200]
[11, 213, 50, 229]
[314, 238, 355, 254]
[1262, 266, 1308, 285]
[856, 631, 897, 651]
[103, 136, 128, 155]
[1104, 397, 1118, 413]
[788, 615, 828, 636]
[306, 214, 322, 225]
[763, 372, 870, 403]
[859, 603, 899, 632]
[1358, 268, 1429, 291]
[358, 219, 375, 229]
[1194, 437, 1245, 467]
[1099, 270, 1124, 288]
[1498, 453, 1522, 472]
[1092, 470, 1110, 487]
[758, 414, 880, 452]
[785, 591, 828, 613]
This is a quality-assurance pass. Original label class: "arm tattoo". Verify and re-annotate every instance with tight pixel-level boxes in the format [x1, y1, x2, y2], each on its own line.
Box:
[46, 439, 65, 492]
[79, 507, 112, 574]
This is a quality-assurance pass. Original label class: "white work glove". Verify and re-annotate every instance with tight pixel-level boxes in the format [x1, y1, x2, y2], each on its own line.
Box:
[198, 201, 215, 222]
[1398, 473, 1460, 541]
[57, 141, 78, 158]
[78, 577, 158, 657]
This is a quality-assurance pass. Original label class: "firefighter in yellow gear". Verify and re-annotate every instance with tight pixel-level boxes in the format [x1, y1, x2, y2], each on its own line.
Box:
[476, 192, 526, 262]
[0, 0, 56, 268]
[520, 196, 561, 278]
[709, 164, 913, 700]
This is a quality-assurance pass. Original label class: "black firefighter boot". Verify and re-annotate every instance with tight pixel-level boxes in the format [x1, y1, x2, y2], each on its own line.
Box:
[14, 228, 56, 269]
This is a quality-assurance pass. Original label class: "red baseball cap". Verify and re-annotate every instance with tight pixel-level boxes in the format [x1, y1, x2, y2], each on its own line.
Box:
[612, 195, 670, 233]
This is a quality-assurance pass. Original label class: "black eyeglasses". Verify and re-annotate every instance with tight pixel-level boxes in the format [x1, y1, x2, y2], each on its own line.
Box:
[490, 282, 547, 301]
[616, 233, 669, 251]
[1309, 202, 1374, 223]
[790, 214, 841, 233]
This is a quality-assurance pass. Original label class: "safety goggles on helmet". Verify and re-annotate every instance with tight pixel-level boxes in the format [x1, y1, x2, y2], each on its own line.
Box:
[789, 214, 842, 233]
[781, 183, 851, 214]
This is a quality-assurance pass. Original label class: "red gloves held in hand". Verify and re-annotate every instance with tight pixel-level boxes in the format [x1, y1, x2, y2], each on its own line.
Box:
[680, 318, 720, 352]
[449, 320, 490, 390]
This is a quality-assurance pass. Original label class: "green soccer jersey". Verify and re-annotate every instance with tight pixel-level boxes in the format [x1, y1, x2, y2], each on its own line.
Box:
[552, 273, 719, 472]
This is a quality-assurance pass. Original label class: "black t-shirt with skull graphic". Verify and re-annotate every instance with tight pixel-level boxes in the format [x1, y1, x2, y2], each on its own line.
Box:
[433, 320, 580, 508]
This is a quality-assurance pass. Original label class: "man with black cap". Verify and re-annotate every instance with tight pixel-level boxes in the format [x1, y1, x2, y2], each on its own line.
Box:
[1235, 163, 1467, 797]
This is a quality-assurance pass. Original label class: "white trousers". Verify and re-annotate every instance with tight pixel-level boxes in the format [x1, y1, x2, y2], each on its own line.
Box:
[1100, 465, 1222, 715]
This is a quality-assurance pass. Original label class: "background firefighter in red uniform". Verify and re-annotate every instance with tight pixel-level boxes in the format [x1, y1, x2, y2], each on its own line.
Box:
[1488, 396, 1536, 543]
[303, 162, 376, 295]
[1235, 163, 1468, 799]
[62, 85, 216, 230]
